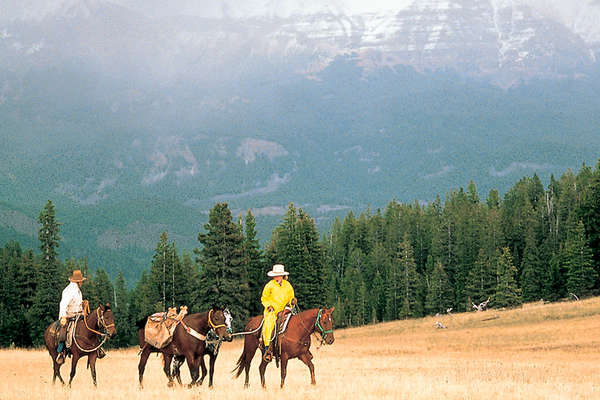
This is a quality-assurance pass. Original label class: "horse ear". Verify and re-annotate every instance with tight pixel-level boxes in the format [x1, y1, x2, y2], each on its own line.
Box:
[329, 306, 335, 313]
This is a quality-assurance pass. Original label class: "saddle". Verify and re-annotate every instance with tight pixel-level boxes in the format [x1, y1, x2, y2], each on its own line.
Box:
[51, 316, 78, 350]
[261, 307, 295, 361]
[144, 306, 188, 349]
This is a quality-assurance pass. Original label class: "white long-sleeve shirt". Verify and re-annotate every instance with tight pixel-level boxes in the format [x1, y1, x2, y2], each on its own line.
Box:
[59, 282, 83, 318]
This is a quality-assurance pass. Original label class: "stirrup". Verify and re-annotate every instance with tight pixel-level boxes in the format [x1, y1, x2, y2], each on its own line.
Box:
[97, 347, 106, 359]
[263, 347, 273, 363]
[56, 352, 65, 365]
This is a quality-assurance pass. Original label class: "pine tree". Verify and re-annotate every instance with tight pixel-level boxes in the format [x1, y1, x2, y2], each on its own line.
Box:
[493, 247, 522, 308]
[112, 270, 133, 347]
[29, 200, 63, 345]
[425, 260, 453, 315]
[0, 242, 22, 346]
[243, 210, 265, 316]
[464, 249, 496, 309]
[370, 270, 387, 323]
[397, 234, 423, 318]
[266, 204, 325, 308]
[89, 269, 114, 307]
[176, 251, 199, 312]
[564, 221, 597, 297]
[341, 248, 366, 326]
[520, 226, 545, 302]
[148, 232, 175, 311]
[195, 203, 250, 330]
[130, 270, 154, 321]
[578, 159, 600, 285]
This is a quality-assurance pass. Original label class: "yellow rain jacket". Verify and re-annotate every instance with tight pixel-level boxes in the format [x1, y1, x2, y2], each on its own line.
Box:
[261, 279, 295, 346]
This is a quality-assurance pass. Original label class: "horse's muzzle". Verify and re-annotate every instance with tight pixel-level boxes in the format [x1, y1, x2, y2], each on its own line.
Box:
[325, 334, 335, 345]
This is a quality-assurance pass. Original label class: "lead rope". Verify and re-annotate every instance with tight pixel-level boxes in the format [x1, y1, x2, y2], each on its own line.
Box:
[72, 313, 109, 353]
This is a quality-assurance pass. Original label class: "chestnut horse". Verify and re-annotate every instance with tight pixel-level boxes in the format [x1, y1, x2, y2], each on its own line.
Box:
[43, 303, 116, 387]
[137, 306, 233, 388]
[233, 307, 335, 388]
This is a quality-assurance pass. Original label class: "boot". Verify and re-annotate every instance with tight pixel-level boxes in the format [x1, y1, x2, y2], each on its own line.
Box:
[97, 347, 106, 359]
[263, 345, 272, 363]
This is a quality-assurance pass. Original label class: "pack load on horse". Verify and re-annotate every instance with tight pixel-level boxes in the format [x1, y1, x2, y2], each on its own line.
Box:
[232, 264, 335, 388]
[137, 306, 233, 388]
[143, 305, 188, 349]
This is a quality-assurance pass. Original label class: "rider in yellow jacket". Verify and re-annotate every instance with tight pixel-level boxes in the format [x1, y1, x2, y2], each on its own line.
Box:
[261, 264, 296, 362]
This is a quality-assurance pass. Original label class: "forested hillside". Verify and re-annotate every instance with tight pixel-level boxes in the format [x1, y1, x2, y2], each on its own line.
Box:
[1, 160, 599, 346]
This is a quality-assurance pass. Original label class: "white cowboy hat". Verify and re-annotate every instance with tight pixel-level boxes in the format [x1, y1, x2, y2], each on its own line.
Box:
[267, 264, 289, 277]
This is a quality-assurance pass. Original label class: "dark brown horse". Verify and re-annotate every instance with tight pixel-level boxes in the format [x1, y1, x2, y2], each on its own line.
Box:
[233, 307, 335, 388]
[44, 303, 116, 387]
[137, 306, 233, 388]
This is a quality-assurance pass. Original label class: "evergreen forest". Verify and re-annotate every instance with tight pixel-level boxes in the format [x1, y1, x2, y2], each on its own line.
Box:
[1, 160, 600, 347]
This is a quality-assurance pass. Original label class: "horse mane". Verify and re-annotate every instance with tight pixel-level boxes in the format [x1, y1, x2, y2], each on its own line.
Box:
[136, 316, 148, 329]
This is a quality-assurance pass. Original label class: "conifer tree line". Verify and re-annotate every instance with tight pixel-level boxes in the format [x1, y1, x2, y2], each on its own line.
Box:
[1, 161, 600, 346]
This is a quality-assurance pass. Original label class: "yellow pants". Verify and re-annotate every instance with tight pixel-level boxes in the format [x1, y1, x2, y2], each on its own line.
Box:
[262, 309, 277, 347]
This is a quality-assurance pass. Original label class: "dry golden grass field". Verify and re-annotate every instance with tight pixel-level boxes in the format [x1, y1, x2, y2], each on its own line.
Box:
[2, 299, 600, 400]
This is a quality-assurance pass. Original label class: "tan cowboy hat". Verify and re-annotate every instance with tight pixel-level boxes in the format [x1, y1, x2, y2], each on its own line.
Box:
[69, 269, 87, 282]
[267, 264, 289, 277]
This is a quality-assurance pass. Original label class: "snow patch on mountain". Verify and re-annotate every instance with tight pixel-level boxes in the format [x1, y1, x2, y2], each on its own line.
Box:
[236, 138, 289, 164]
[489, 162, 553, 177]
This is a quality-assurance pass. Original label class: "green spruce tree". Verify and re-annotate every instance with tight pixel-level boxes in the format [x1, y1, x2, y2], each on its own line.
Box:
[195, 203, 250, 330]
[493, 247, 522, 308]
[29, 200, 63, 345]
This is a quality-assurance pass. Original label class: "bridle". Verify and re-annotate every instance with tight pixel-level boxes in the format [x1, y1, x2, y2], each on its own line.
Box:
[293, 308, 334, 347]
[314, 308, 334, 340]
[208, 309, 227, 331]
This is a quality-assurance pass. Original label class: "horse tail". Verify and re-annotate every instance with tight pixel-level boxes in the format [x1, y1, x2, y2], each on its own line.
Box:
[232, 347, 246, 378]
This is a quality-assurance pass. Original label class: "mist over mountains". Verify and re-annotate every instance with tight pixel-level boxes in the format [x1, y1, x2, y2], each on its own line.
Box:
[1, 0, 599, 281]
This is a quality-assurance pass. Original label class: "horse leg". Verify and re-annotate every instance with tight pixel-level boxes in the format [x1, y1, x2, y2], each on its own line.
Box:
[163, 353, 175, 387]
[68, 353, 80, 387]
[243, 338, 258, 388]
[172, 355, 184, 386]
[52, 358, 65, 385]
[258, 358, 269, 389]
[208, 353, 216, 388]
[198, 356, 207, 386]
[88, 352, 98, 387]
[137, 346, 152, 388]
[280, 353, 289, 388]
[299, 352, 316, 385]
[185, 354, 200, 388]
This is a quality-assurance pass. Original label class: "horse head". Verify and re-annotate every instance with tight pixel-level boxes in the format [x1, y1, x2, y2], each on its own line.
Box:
[209, 305, 232, 342]
[316, 307, 335, 345]
[98, 303, 117, 338]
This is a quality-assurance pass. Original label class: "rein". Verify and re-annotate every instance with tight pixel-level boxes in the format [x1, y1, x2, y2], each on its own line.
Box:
[73, 306, 111, 353]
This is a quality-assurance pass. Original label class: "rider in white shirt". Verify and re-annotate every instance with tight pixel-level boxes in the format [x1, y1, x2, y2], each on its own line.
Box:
[56, 269, 86, 364]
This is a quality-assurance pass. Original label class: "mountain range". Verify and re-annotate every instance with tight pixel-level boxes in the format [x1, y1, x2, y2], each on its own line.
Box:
[1, 0, 599, 282]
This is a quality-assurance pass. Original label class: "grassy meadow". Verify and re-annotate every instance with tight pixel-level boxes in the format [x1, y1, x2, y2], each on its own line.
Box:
[2, 298, 600, 399]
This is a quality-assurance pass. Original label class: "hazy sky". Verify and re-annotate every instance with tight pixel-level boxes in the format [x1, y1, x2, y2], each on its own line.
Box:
[1, 0, 599, 38]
